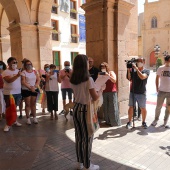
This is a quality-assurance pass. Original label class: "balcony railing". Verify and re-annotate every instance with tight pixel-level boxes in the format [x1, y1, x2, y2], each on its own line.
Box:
[71, 36, 78, 43]
[52, 33, 59, 41]
[70, 9, 77, 19]
[51, 5, 58, 14]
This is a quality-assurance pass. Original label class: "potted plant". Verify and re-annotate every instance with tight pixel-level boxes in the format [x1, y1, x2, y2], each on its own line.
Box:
[52, 29, 59, 34]
[70, 8, 77, 13]
[156, 57, 163, 71]
[71, 33, 79, 37]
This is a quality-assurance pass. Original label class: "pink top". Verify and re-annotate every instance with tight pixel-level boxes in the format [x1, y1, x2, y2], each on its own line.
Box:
[59, 69, 72, 89]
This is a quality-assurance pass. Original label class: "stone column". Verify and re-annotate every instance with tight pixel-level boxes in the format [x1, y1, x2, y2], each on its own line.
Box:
[38, 26, 53, 69]
[8, 24, 40, 69]
[82, 0, 138, 116]
[0, 36, 11, 62]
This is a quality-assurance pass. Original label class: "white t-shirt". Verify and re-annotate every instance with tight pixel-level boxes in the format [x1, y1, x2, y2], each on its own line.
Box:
[2, 69, 21, 95]
[21, 70, 37, 90]
[157, 65, 170, 92]
[71, 77, 95, 105]
[45, 72, 59, 91]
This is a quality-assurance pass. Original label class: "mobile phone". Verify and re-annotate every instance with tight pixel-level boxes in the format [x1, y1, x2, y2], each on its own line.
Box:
[99, 72, 106, 75]
[42, 75, 46, 78]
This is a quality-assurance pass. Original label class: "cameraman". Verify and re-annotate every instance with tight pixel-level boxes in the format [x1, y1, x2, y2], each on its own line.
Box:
[59, 61, 73, 115]
[126, 58, 150, 129]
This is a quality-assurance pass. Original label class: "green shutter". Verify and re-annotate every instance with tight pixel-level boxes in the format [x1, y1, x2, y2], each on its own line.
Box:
[54, 52, 59, 66]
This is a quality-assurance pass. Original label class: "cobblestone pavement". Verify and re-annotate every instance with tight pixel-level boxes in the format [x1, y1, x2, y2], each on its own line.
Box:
[0, 72, 170, 170]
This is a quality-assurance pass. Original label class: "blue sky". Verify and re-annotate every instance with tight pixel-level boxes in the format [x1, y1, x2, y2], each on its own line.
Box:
[138, 0, 158, 14]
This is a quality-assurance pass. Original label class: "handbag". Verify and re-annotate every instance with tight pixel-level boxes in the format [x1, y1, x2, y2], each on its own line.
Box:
[86, 80, 100, 137]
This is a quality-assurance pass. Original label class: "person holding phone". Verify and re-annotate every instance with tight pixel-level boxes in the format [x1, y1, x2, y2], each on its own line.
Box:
[2, 57, 22, 132]
[21, 60, 40, 125]
[59, 61, 73, 115]
[45, 64, 61, 120]
[99, 62, 121, 127]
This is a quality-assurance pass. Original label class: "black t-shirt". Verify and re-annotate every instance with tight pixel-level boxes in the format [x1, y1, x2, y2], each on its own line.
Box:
[130, 69, 150, 94]
[89, 67, 99, 82]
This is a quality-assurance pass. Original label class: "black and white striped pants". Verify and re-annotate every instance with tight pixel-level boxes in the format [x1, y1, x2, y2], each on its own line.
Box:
[73, 103, 93, 169]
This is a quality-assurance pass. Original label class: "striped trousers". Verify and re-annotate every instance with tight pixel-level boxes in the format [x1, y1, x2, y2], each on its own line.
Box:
[73, 103, 93, 169]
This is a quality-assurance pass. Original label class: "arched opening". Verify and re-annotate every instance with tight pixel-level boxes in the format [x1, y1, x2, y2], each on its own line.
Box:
[150, 51, 156, 67]
[151, 16, 157, 28]
[0, 9, 11, 62]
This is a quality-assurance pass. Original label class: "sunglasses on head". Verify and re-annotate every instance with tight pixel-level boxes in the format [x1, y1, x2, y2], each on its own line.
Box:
[12, 61, 18, 64]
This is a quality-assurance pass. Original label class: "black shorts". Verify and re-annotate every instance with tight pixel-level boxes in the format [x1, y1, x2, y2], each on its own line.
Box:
[22, 89, 38, 98]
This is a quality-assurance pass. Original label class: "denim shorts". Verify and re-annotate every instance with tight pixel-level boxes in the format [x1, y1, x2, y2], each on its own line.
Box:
[129, 92, 146, 108]
[4, 94, 22, 108]
[61, 88, 73, 100]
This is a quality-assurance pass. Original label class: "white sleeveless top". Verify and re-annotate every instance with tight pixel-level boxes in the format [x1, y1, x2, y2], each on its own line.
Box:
[21, 70, 37, 90]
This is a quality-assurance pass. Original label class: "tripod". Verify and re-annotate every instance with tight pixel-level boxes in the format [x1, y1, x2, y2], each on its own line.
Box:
[131, 68, 135, 128]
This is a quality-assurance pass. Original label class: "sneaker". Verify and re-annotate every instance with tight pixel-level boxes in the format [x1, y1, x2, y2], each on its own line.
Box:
[83, 164, 99, 170]
[27, 118, 31, 125]
[142, 122, 148, 129]
[33, 117, 38, 124]
[77, 162, 83, 170]
[4, 125, 10, 132]
[59, 110, 65, 115]
[126, 122, 132, 129]
[151, 120, 158, 126]
[138, 115, 141, 121]
[18, 115, 22, 119]
[14, 121, 22, 127]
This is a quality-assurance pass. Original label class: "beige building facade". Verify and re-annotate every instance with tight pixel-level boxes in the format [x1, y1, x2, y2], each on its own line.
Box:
[139, 0, 170, 67]
[0, 0, 138, 115]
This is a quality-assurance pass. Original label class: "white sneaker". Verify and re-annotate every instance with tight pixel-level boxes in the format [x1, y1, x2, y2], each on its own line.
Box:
[27, 118, 31, 125]
[4, 125, 10, 132]
[151, 120, 158, 126]
[14, 121, 22, 127]
[33, 117, 38, 124]
[77, 162, 83, 170]
[83, 164, 100, 170]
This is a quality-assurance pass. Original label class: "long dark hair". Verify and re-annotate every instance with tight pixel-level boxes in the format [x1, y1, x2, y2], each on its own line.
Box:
[70, 54, 89, 85]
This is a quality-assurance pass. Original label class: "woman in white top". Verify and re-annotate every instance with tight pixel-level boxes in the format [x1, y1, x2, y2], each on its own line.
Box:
[70, 54, 102, 170]
[45, 64, 61, 120]
[21, 60, 40, 125]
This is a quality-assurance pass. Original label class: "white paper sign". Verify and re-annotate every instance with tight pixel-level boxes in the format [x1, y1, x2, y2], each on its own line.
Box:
[95, 75, 110, 91]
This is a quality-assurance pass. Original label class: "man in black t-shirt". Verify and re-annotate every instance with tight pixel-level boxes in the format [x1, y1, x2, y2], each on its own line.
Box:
[88, 57, 99, 82]
[126, 58, 150, 129]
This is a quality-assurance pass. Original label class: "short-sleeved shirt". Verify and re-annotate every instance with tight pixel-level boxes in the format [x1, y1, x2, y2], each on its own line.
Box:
[59, 69, 72, 89]
[2, 69, 21, 95]
[89, 67, 99, 82]
[157, 65, 170, 92]
[45, 72, 59, 92]
[21, 70, 37, 90]
[71, 77, 95, 105]
[130, 68, 150, 94]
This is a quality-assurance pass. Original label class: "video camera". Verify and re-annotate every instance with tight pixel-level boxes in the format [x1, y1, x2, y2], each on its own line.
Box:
[125, 58, 138, 68]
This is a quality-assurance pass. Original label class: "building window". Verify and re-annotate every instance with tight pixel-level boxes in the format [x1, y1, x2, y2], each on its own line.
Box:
[51, 20, 59, 41]
[51, 0, 58, 14]
[71, 24, 79, 43]
[53, 51, 60, 70]
[151, 17, 157, 28]
[52, 6, 58, 14]
[70, 0, 77, 19]
[71, 52, 79, 65]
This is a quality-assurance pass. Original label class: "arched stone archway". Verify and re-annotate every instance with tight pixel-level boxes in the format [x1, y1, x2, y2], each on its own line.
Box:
[0, 9, 11, 62]
[0, 0, 54, 69]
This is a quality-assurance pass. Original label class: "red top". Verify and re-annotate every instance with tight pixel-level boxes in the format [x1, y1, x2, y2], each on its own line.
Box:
[103, 79, 117, 93]
[0, 74, 3, 89]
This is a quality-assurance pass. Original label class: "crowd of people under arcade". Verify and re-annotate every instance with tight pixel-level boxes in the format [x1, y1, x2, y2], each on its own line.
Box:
[0, 54, 170, 170]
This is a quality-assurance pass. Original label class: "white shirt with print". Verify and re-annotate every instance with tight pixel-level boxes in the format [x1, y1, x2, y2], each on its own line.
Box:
[2, 69, 21, 95]
[157, 65, 170, 92]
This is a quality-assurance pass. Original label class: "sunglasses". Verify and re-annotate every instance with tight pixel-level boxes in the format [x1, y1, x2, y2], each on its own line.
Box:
[12, 61, 18, 64]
